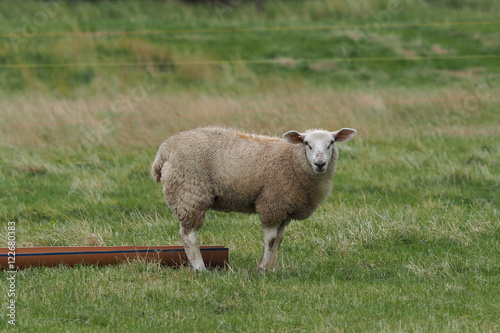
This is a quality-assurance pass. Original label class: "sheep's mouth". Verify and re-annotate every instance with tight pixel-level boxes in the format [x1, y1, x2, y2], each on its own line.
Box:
[313, 165, 327, 173]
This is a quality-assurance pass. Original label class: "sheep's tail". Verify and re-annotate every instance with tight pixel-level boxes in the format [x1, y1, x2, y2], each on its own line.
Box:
[151, 146, 168, 182]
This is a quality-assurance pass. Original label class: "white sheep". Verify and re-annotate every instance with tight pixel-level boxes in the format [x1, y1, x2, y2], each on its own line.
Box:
[152, 126, 356, 271]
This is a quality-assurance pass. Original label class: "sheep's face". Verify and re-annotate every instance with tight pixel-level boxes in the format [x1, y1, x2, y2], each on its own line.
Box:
[282, 128, 357, 174]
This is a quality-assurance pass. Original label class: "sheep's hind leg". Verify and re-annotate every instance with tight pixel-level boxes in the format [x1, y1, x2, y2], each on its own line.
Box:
[180, 224, 206, 271]
[164, 167, 210, 271]
[257, 226, 278, 272]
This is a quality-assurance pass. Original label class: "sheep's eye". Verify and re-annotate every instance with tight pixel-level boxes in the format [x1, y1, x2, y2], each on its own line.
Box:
[304, 141, 312, 149]
[327, 141, 334, 149]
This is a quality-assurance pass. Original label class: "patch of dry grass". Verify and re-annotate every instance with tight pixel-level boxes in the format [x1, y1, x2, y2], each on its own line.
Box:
[1, 86, 498, 150]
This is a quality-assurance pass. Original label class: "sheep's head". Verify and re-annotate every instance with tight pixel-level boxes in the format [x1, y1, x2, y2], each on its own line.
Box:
[282, 128, 357, 173]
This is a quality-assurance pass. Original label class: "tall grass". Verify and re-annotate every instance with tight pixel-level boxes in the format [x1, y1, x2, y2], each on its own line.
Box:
[1, 84, 499, 150]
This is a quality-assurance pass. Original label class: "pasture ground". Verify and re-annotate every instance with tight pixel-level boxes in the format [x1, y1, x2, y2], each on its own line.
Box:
[0, 0, 499, 331]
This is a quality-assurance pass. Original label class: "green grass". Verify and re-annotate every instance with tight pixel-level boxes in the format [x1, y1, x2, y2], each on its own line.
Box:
[1, 138, 498, 332]
[0, 0, 499, 331]
[1, 0, 499, 95]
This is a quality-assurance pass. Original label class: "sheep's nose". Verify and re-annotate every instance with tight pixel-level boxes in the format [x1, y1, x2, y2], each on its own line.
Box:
[314, 161, 326, 169]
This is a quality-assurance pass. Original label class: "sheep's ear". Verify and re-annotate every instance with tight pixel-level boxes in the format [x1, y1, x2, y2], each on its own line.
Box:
[332, 128, 357, 142]
[282, 130, 305, 144]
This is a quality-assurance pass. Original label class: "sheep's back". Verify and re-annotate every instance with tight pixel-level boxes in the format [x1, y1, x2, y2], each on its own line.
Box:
[164, 127, 289, 211]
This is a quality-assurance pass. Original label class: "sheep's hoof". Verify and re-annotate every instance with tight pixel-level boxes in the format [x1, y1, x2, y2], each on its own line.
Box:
[256, 266, 267, 274]
[192, 264, 207, 272]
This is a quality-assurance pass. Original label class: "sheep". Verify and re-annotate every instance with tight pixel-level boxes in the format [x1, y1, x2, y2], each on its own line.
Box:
[151, 126, 356, 271]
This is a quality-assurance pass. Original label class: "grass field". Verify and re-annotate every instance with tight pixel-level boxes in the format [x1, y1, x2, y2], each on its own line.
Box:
[1, 0, 499, 331]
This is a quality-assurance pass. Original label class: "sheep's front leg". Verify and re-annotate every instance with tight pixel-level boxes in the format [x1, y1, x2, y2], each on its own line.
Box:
[257, 226, 278, 272]
[268, 222, 288, 269]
